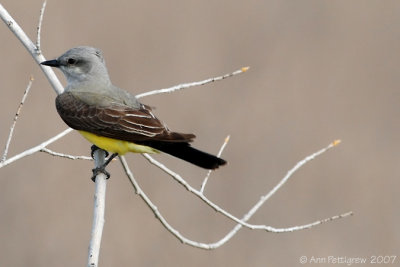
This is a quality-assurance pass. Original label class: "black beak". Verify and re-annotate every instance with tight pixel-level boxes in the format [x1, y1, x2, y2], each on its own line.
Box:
[41, 59, 60, 67]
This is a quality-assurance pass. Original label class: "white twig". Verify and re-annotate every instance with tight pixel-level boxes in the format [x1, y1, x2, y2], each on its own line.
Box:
[0, 128, 73, 169]
[0, 3, 63, 95]
[87, 149, 108, 267]
[141, 140, 348, 231]
[264, 211, 354, 232]
[35, 0, 47, 53]
[0, 3, 68, 168]
[123, 154, 351, 249]
[1, 76, 34, 162]
[240, 140, 344, 226]
[200, 135, 230, 193]
[129, 141, 351, 249]
[204, 211, 353, 249]
[119, 155, 219, 249]
[136, 67, 249, 99]
[40, 148, 92, 161]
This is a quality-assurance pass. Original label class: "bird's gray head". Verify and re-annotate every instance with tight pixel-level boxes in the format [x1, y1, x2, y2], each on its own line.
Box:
[41, 46, 111, 87]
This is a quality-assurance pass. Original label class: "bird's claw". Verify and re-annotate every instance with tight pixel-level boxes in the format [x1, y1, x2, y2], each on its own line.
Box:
[91, 166, 111, 182]
[91, 145, 109, 159]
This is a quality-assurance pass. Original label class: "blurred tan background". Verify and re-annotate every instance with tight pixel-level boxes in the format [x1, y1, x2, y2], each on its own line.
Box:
[1, 0, 399, 266]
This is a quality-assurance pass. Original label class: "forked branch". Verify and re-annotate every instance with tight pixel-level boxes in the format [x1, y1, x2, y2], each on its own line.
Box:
[119, 140, 351, 249]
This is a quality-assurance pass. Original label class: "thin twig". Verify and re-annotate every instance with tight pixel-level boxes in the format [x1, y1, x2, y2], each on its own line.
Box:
[200, 135, 230, 193]
[35, 0, 47, 53]
[267, 211, 354, 233]
[141, 140, 347, 231]
[136, 67, 249, 99]
[119, 156, 217, 249]
[87, 149, 108, 267]
[40, 148, 92, 161]
[0, 3, 63, 94]
[240, 140, 344, 226]
[204, 211, 353, 249]
[124, 141, 351, 250]
[1, 76, 34, 162]
[0, 128, 73, 169]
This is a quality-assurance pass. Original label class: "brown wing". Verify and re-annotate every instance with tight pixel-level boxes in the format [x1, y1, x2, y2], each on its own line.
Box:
[55, 92, 195, 143]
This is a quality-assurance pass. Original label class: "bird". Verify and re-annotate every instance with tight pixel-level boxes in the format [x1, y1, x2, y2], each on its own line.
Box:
[41, 46, 226, 179]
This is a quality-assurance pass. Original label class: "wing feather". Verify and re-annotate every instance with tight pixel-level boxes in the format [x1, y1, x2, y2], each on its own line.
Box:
[55, 92, 195, 142]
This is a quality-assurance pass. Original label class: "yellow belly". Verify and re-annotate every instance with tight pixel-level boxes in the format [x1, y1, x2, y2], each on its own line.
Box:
[78, 131, 159, 155]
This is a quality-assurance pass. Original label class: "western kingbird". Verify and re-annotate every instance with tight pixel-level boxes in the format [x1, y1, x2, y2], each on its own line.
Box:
[41, 46, 226, 177]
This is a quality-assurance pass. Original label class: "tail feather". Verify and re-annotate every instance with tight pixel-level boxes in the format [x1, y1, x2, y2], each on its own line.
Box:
[142, 141, 227, 169]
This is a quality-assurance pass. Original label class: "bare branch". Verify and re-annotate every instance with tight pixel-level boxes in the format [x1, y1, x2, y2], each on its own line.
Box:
[256, 139, 342, 206]
[140, 140, 348, 228]
[35, 0, 47, 53]
[0, 3, 63, 94]
[1, 76, 34, 162]
[0, 128, 73, 169]
[124, 149, 352, 250]
[40, 148, 92, 161]
[87, 149, 108, 267]
[200, 135, 230, 193]
[266, 211, 353, 233]
[136, 67, 249, 99]
[119, 155, 217, 249]
[205, 211, 353, 249]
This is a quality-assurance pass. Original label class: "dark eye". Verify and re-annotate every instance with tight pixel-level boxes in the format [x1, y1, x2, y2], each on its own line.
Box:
[67, 58, 77, 65]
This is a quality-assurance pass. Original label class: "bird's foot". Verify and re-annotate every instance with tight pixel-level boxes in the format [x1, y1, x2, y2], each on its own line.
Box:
[90, 152, 118, 182]
[91, 145, 109, 159]
[91, 166, 110, 182]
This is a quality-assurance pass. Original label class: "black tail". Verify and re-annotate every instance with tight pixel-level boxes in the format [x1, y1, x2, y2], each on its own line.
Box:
[141, 142, 227, 169]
